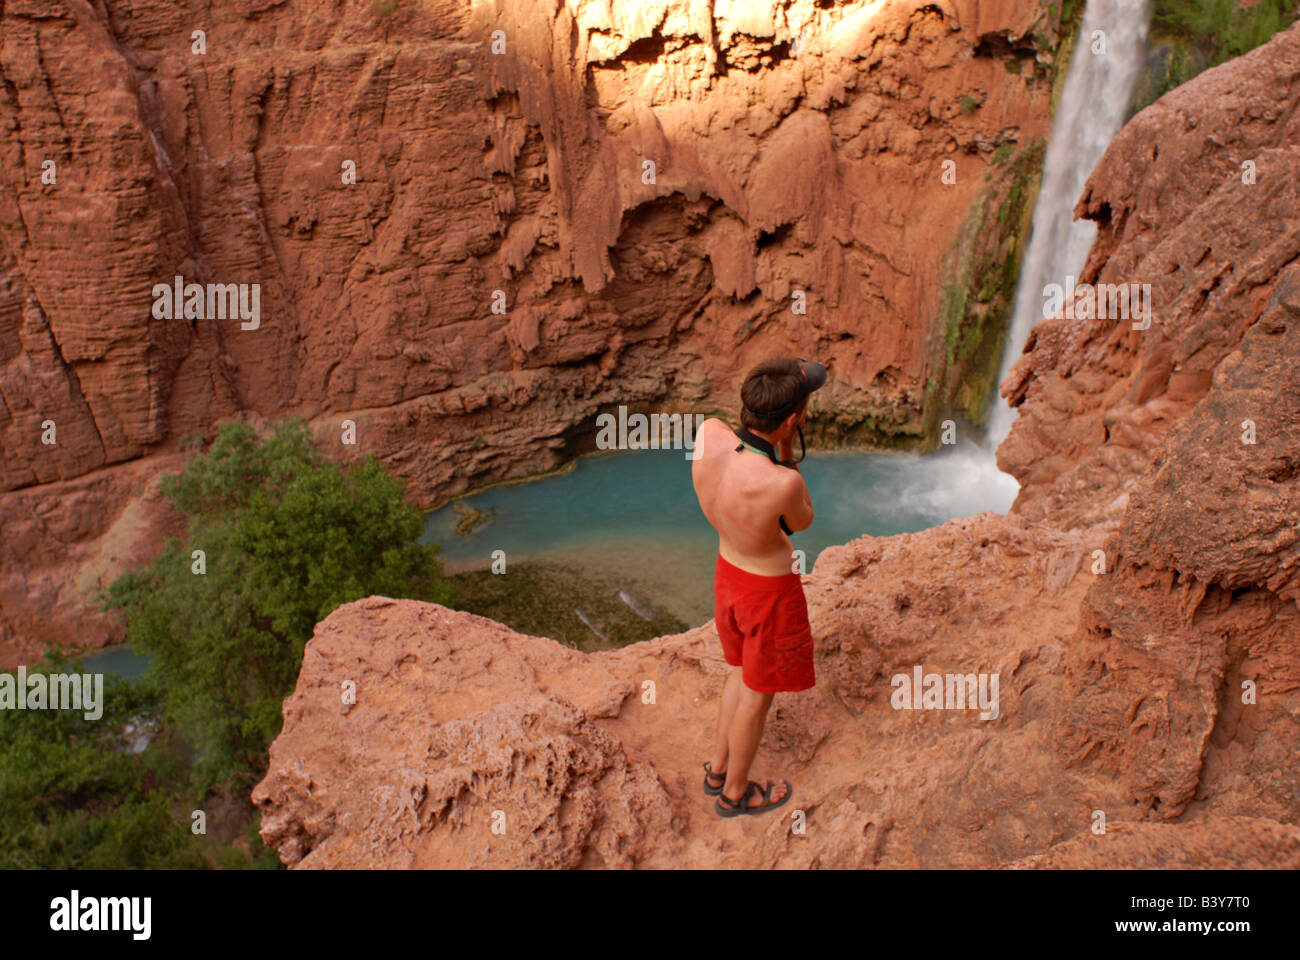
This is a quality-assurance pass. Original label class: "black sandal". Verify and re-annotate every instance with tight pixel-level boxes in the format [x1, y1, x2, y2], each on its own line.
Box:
[715, 779, 792, 817]
[703, 762, 727, 796]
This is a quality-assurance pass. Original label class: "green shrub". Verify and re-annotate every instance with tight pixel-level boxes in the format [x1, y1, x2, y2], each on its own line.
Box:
[1155, 0, 1297, 63]
[105, 418, 451, 791]
[1136, 0, 1298, 108]
[0, 663, 204, 869]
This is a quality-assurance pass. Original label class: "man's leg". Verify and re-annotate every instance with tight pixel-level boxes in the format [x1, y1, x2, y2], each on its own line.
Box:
[721, 684, 789, 807]
[709, 666, 743, 777]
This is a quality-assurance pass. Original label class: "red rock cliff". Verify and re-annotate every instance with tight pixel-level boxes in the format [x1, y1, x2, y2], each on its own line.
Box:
[1, 0, 1061, 663]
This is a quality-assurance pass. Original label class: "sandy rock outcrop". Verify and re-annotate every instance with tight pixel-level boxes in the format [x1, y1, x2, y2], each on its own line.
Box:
[1, 0, 1064, 663]
[256, 501, 1298, 868]
[257, 515, 1113, 869]
[256, 22, 1300, 868]
[255, 599, 676, 869]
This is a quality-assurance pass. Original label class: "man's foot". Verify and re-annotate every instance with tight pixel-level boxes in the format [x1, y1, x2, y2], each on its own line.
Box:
[715, 779, 792, 817]
[703, 762, 727, 796]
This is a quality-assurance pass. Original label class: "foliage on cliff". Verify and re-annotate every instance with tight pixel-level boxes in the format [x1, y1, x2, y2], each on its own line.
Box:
[928, 139, 1046, 438]
[1, 420, 455, 867]
[1134, 0, 1298, 111]
[1, 420, 453, 867]
[105, 418, 452, 790]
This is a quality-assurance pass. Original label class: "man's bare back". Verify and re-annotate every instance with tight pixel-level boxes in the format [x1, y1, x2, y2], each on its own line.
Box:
[691, 417, 814, 576]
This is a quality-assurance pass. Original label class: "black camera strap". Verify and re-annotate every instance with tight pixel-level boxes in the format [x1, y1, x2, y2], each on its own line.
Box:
[733, 426, 806, 467]
[733, 426, 806, 536]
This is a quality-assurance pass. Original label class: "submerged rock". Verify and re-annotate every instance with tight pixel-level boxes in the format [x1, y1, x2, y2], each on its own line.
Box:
[450, 502, 495, 537]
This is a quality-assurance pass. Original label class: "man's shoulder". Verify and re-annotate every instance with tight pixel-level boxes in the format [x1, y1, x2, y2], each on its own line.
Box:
[696, 417, 734, 446]
[763, 458, 807, 502]
[774, 462, 805, 488]
[691, 417, 730, 475]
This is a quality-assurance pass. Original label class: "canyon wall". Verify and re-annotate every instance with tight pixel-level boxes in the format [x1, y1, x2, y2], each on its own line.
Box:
[253, 22, 1300, 868]
[0, 0, 1063, 664]
[1002, 20, 1300, 830]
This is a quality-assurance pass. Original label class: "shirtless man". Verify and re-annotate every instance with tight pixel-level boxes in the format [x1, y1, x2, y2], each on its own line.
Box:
[691, 357, 825, 816]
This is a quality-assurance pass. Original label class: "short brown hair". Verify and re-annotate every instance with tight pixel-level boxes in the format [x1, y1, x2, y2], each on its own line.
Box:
[740, 357, 805, 432]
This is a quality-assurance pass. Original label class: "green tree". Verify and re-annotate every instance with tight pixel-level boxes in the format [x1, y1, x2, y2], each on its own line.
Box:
[105, 418, 450, 790]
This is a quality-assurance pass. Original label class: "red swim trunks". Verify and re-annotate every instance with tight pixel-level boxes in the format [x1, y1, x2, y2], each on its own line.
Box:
[713, 554, 815, 694]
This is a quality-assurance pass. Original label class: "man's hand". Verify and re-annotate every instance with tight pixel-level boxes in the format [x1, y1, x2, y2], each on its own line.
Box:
[778, 407, 806, 465]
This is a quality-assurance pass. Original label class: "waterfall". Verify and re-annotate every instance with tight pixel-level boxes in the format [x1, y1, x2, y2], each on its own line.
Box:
[985, 0, 1153, 447]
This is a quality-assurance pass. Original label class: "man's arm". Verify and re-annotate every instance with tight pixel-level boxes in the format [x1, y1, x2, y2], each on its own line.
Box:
[779, 468, 814, 533]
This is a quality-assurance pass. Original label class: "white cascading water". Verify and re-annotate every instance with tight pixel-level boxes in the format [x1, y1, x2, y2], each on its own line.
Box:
[944, 0, 1153, 514]
[985, 0, 1154, 447]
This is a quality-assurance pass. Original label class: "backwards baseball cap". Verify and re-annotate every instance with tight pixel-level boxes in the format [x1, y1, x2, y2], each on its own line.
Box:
[751, 357, 827, 419]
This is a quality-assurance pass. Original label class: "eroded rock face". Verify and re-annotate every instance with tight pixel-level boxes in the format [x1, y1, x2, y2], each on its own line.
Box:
[254, 599, 677, 869]
[998, 22, 1300, 529]
[999, 24, 1300, 836]
[1051, 266, 1300, 826]
[0, 0, 1062, 662]
[256, 22, 1300, 868]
